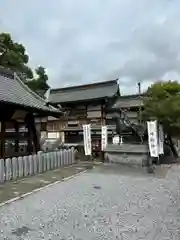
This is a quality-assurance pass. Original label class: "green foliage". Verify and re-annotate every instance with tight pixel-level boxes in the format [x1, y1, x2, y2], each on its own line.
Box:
[0, 33, 33, 78]
[143, 81, 180, 133]
[0, 32, 49, 93]
[26, 66, 49, 93]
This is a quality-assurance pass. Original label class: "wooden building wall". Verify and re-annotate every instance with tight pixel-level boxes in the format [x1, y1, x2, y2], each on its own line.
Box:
[46, 102, 107, 143]
[45, 97, 142, 144]
[47, 103, 105, 130]
[0, 109, 41, 158]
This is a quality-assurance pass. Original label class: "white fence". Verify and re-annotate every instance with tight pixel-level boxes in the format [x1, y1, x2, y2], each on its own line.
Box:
[0, 148, 75, 183]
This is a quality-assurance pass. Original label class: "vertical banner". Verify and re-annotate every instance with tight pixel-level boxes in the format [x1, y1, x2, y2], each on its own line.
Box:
[147, 121, 158, 157]
[83, 124, 88, 155]
[86, 124, 92, 155]
[101, 126, 107, 151]
[83, 124, 92, 156]
[158, 124, 164, 155]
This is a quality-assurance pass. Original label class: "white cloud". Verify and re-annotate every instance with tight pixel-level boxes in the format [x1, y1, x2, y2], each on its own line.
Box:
[0, 0, 180, 94]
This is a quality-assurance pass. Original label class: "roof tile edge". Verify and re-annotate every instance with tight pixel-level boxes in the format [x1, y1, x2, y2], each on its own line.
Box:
[50, 79, 118, 93]
[0, 66, 60, 113]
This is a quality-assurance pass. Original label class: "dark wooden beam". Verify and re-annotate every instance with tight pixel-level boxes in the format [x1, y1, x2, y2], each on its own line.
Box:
[0, 132, 28, 139]
[25, 114, 33, 154]
[14, 121, 19, 153]
[0, 106, 15, 122]
[0, 121, 5, 158]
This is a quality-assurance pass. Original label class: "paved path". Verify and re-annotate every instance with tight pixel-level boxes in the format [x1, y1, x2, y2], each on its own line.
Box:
[0, 164, 180, 239]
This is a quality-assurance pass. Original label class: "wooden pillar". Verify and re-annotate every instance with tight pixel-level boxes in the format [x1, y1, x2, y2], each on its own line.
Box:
[0, 121, 5, 158]
[25, 114, 33, 155]
[25, 113, 40, 154]
[31, 115, 40, 153]
[101, 104, 105, 125]
[14, 121, 19, 153]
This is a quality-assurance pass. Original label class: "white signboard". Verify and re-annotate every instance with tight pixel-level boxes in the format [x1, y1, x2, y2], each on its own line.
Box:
[158, 124, 164, 155]
[112, 135, 119, 145]
[147, 121, 158, 157]
[101, 126, 107, 150]
[83, 124, 92, 155]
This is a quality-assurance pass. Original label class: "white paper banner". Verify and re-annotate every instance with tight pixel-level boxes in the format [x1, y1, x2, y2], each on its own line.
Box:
[101, 126, 107, 150]
[158, 124, 164, 155]
[86, 124, 92, 155]
[83, 124, 88, 155]
[147, 121, 158, 157]
[83, 124, 92, 155]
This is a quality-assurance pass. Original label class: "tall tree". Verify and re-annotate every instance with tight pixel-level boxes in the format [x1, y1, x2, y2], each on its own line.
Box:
[143, 81, 180, 135]
[0, 33, 33, 78]
[0, 32, 49, 93]
[26, 66, 49, 93]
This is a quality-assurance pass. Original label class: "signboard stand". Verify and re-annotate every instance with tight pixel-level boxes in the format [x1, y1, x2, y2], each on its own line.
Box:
[112, 135, 120, 145]
[120, 136, 123, 145]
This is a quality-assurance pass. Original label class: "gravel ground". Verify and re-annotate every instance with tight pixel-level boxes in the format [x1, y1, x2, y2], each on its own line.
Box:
[0, 164, 180, 239]
[0, 164, 88, 204]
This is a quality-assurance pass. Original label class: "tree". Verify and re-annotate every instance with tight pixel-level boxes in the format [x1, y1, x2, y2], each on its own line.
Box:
[143, 81, 180, 134]
[0, 33, 33, 78]
[26, 66, 49, 93]
[0, 32, 49, 93]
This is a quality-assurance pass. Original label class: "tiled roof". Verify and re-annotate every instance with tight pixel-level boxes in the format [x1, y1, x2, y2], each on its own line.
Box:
[0, 68, 61, 115]
[112, 94, 144, 109]
[49, 80, 119, 104]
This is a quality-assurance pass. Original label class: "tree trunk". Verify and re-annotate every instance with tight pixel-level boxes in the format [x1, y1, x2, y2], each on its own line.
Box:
[167, 132, 178, 158]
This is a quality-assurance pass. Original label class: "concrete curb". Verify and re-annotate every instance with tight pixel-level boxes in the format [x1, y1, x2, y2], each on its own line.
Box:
[0, 169, 88, 208]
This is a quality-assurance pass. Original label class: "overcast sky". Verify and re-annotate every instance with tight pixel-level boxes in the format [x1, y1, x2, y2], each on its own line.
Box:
[0, 0, 180, 94]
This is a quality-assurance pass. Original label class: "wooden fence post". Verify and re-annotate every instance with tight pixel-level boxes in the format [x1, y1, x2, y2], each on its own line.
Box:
[38, 151, 43, 173]
[33, 154, 38, 175]
[0, 159, 5, 183]
[5, 158, 12, 181]
[18, 156, 23, 178]
[12, 157, 18, 180]
[23, 156, 29, 177]
[28, 155, 33, 176]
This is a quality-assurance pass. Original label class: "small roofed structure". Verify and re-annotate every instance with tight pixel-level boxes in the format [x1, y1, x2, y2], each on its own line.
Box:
[112, 94, 144, 110]
[0, 67, 62, 158]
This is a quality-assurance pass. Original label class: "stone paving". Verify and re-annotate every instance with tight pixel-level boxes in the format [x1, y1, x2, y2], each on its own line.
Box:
[0, 164, 180, 239]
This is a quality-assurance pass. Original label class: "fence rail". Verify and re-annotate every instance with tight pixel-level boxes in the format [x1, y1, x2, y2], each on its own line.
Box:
[0, 148, 75, 183]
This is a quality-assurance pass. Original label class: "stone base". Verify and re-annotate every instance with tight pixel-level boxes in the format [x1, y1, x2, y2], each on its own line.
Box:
[103, 143, 149, 167]
[104, 152, 148, 167]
